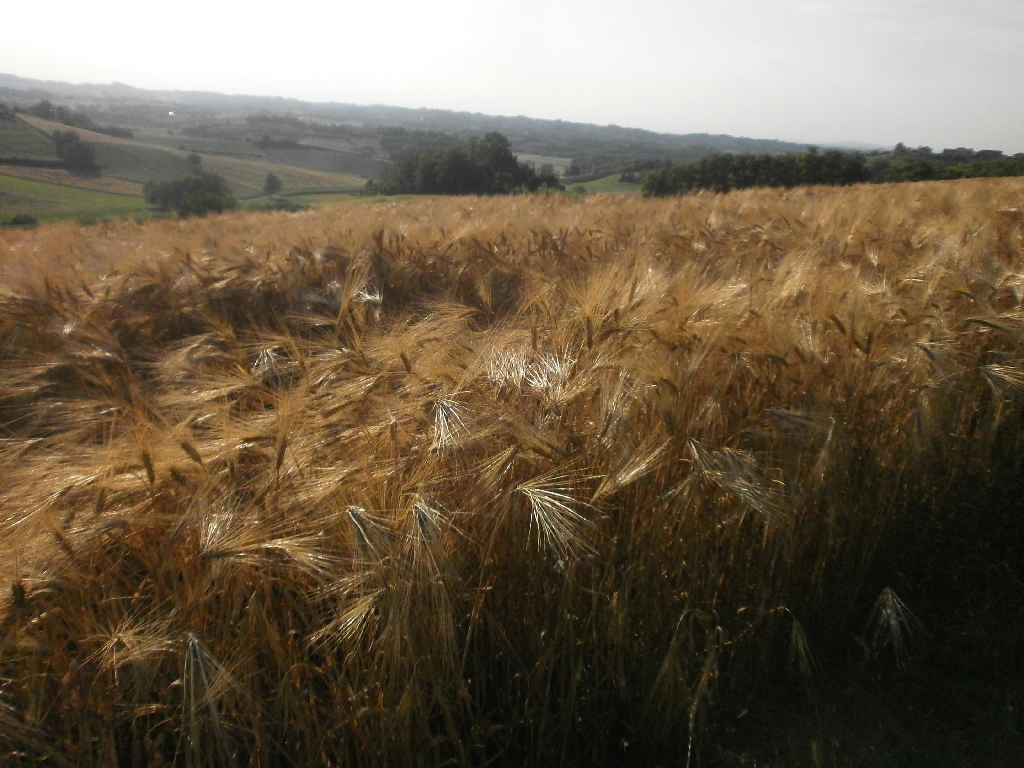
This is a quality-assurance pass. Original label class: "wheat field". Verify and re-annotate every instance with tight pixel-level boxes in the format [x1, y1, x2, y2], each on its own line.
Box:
[1, 180, 1022, 766]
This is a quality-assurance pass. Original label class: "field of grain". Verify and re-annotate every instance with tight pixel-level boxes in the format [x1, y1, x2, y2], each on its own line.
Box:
[0, 180, 1022, 766]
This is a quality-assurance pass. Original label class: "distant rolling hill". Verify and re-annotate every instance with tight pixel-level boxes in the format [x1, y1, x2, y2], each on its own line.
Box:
[0, 72, 814, 180]
[3, 113, 365, 203]
[0, 114, 59, 162]
[0, 106, 368, 224]
[4, 71, 891, 224]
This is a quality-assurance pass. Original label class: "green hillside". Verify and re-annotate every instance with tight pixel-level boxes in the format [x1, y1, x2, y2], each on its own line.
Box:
[577, 173, 642, 194]
[2, 113, 370, 216]
[0, 116, 58, 161]
[137, 132, 264, 159]
[92, 142, 197, 184]
[0, 173, 148, 222]
[1, 73, 823, 183]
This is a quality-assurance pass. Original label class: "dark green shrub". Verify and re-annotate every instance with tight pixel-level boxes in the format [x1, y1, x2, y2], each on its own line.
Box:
[380, 132, 562, 195]
[52, 130, 100, 176]
[143, 172, 236, 217]
[1, 214, 38, 227]
[178, 190, 233, 217]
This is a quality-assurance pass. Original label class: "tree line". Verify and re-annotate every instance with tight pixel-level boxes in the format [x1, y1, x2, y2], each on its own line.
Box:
[52, 130, 100, 175]
[379, 132, 562, 195]
[873, 143, 1024, 183]
[143, 153, 238, 217]
[1, 102, 101, 175]
[641, 148, 871, 196]
[642, 145, 1024, 196]
[144, 172, 237, 217]
[21, 100, 134, 139]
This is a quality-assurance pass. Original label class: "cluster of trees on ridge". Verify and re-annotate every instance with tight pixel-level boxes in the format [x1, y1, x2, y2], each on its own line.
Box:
[144, 172, 237, 216]
[378, 132, 563, 195]
[641, 145, 1024, 196]
[142, 156, 284, 217]
[143, 153, 237, 217]
[21, 99, 134, 139]
[51, 130, 100, 175]
[641, 148, 870, 195]
[1, 101, 102, 175]
[377, 127, 460, 157]
[873, 143, 1024, 182]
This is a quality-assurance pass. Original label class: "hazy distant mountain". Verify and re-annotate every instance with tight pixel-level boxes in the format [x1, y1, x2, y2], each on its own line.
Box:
[808, 140, 889, 152]
[0, 72, 820, 177]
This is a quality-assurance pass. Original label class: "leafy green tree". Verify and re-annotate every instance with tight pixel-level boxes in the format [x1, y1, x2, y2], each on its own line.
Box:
[379, 131, 560, 195]
[144, 172, 236, 217]
[187, 152, 203, 171]
[53, 105, 96, 131]
[52, 130, 100, 176]
[27, 100, 100, 131]
[1, 214, 37, 227]
[885, 159, 939, 182]
[537, 165, 563, 190]
[642, 148, 871, 197]
[264, 172, 282, 195]
[26, 100, 55, 120]
[178, 190, 234, 217]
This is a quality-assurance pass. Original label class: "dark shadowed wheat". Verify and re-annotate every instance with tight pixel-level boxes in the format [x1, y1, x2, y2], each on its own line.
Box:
[0, 179, 1022, 766]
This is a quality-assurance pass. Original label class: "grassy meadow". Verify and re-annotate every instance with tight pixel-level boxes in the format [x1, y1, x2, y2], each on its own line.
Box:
[0, 173, 149, 223]
[136, 133, 266, 161]
[197, 155, 364, 200]
[0, 180, 1022, 766]
[577, 173, 643, 194]
[0, 117, 59, 161]
[0, 166, 142, 196]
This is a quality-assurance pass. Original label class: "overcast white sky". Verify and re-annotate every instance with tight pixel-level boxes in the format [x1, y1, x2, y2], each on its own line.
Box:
[3, 0, 1022, 152]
